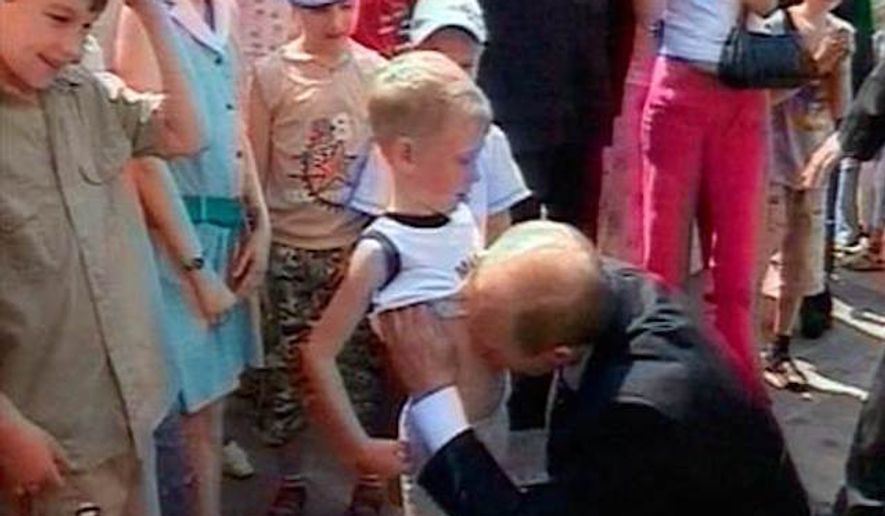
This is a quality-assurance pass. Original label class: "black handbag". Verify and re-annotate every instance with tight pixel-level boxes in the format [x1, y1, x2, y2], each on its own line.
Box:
[718, 9, 817, 89]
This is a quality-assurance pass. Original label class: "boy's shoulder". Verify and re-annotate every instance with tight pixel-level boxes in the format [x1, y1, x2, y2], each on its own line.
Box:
[348, 40, 388, 73]
[254, 40, 386, 77]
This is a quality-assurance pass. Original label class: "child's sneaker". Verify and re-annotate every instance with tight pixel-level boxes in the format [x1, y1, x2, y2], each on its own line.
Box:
[222, 440, 255, 479]
[267, 475, 308, 516]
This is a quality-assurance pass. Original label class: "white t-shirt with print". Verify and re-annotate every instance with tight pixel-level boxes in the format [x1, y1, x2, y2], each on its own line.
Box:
[363, 203, 481, 315]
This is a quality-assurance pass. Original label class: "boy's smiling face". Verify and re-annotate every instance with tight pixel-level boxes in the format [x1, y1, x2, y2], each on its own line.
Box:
[0, 0, 99, 95]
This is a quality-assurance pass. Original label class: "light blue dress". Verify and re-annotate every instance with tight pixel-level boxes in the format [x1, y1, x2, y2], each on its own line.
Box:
[154, 2, 258, 413]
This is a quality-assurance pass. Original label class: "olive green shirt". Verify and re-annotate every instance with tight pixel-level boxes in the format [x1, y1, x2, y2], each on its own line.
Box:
[0, 66, 168, 470]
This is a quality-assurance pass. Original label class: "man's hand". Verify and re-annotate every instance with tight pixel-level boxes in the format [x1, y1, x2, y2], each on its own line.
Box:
[800, 133, 844, 190]
[0, 418, 70, 502]
[355, 438, 408, 479]
[377, 305, 458, 397]
[230, 222, 270, 298]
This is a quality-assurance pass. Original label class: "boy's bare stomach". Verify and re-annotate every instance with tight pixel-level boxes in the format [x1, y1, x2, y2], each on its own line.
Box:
[436, 312, 508, 422]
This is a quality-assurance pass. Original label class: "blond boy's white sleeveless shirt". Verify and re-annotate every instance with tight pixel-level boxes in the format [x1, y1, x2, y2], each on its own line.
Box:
[365, 203, 481, 314]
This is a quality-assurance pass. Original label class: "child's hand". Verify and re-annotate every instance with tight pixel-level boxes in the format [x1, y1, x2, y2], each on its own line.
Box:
[0, 417, 70, 504]
[187, 268, 238, 325]
[355, 439, 408, 478]
[230, 222, 271, 299]
[800, 133, 843, 190]
[813, 29, 851, 76]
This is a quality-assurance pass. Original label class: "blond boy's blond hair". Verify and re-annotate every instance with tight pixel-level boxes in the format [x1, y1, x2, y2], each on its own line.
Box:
[368, 51, 492, 143]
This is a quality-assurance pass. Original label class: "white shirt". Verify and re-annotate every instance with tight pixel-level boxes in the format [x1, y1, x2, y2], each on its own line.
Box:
[661, 0, 741, 64]
[365, 203, 481, 314]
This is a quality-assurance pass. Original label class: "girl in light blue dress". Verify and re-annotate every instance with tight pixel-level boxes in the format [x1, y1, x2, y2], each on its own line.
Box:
[115, 0, 270, 512]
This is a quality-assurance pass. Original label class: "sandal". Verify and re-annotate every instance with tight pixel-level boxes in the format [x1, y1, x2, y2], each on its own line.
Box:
[839, 250, 885, 271]
[762, 350, 809, 393]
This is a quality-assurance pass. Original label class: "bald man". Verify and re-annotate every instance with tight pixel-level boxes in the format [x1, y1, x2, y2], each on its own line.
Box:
[378, 221, 810, 515]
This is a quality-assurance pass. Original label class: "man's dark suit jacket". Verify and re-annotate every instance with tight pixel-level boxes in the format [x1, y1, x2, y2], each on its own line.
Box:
[841, 60, 885, 161]
[418, 261, 811, 515]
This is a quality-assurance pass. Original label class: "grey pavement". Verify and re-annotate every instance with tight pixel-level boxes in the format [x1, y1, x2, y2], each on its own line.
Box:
[222, 268, 885, 516]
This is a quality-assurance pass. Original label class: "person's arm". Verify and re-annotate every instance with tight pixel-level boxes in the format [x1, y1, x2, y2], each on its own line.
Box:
[486, 212, 511, 245]
[230, 126, 272, 297]
[0, 394, 70, 501]
[300, 241, 405, 477]
[480, 127, 530, 245]
[743, 0, 777, 16]
[417, 401, 689, 516]
[114, 0, 202, 157]
[247, 69, 273, 189]
[802, 60, 885, 189]
[113, 7, 238, 321]
[840, 59, 885, 161]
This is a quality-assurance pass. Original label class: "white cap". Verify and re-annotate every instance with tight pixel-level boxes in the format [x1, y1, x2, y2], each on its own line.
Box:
[409, 0, 487, 46]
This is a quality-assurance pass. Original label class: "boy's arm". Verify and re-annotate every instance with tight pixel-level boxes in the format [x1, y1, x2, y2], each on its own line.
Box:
[247, 73, 273, 188]
[230, 126, 272, 297]
[486, 212, 511, 246]
[114, 0, 202, 157]
[742, 0, 777, 16]
[300, 241, 404, 477]
[113, 8, 236, 314]
[0, 394, 70, 499]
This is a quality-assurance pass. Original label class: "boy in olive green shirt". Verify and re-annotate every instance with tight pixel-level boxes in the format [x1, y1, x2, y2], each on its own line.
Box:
[0, 0, 201, 512]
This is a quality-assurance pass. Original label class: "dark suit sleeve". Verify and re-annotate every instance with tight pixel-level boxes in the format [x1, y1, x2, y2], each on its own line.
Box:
[840, 60, 885, 161]
[418, 404, 687, 516]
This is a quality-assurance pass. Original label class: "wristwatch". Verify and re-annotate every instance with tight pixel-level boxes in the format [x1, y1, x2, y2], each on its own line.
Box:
[182, 254, 205, 272]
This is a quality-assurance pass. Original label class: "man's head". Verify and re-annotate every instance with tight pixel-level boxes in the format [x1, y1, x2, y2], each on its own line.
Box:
[408, 0, 486, 78]
[290, 0, 360, 56]
[0, 0, 107, 95]
[368, 50, 491, 213]
[465, 221, 609, 376]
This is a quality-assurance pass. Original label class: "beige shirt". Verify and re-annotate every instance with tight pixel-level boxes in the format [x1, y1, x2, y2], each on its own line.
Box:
[251, 41, 385, 250]
[0, 66, 168, 471]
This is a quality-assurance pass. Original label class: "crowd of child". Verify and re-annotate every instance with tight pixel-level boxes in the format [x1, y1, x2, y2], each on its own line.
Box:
[0, 0, 883, 514]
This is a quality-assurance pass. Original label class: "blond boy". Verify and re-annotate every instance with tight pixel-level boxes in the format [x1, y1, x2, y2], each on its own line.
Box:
[302, 51, 509, 516]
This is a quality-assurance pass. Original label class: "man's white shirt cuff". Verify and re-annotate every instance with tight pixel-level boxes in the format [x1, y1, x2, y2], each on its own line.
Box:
[410, 386, 470, 454]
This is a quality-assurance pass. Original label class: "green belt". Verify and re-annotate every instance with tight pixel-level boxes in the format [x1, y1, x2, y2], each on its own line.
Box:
[182, 195, 245, 229]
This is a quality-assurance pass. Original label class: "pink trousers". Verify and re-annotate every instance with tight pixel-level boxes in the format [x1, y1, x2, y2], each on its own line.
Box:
[641, 56, 767, 391]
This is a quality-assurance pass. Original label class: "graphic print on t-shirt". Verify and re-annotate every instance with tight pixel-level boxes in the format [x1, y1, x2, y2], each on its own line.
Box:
[288, 113, 362, 211]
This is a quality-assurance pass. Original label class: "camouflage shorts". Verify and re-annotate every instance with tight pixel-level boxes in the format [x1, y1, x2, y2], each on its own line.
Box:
[252, 242, 388, 446]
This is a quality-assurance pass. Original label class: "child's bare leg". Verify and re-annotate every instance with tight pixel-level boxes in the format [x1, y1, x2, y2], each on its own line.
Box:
[180, 400, 225, 516]
[766, 189, 816, 390]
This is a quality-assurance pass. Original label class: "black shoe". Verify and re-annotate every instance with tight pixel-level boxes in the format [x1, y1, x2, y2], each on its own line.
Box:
[800, 288, 833, 340]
